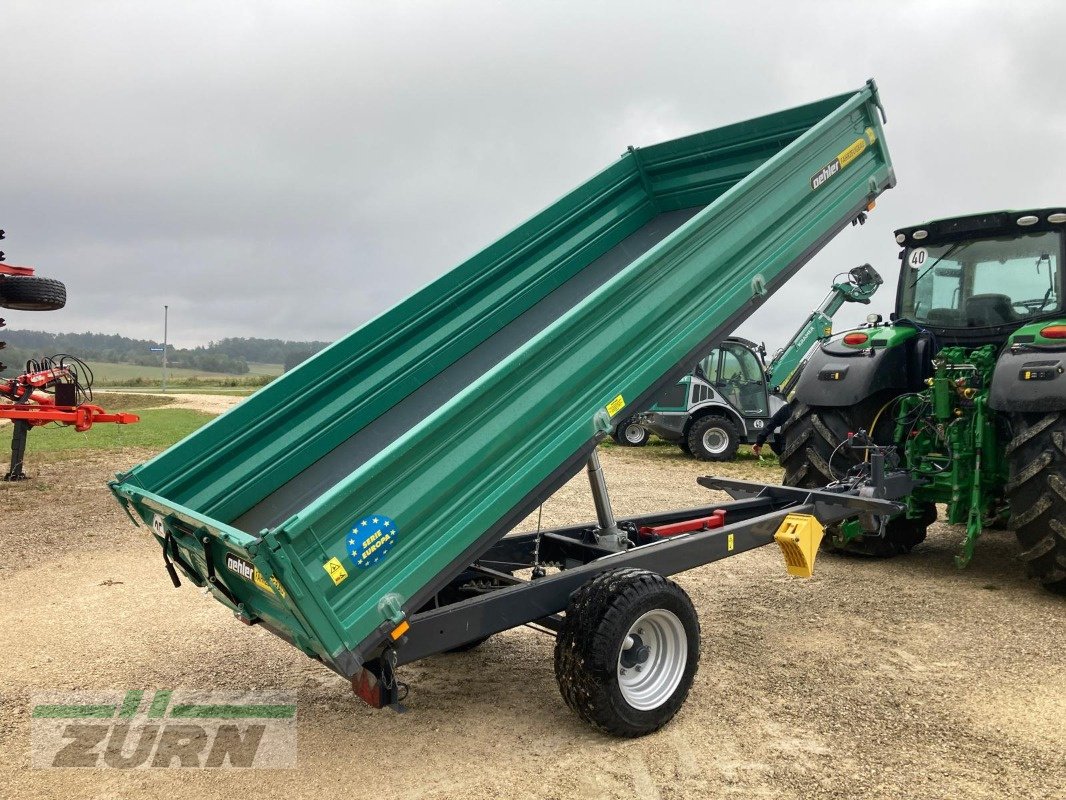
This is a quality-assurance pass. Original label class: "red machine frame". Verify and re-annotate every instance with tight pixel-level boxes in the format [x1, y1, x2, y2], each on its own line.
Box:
[1, 260, 139, 480]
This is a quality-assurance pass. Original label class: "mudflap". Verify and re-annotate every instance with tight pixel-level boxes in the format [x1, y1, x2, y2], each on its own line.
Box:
[351, 649, 406, 712]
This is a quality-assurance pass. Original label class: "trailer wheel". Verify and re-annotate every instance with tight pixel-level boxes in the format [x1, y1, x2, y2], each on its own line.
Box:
[554, 568, 699, 737]
[1006, 412, 1066, 594]
[780, 397, 927, 556]
[687, 415, 739, 461]
[612, 417, 650, 447]
[0, 276, 67, 311]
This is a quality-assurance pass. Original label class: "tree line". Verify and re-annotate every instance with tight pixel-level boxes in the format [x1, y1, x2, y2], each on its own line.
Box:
[1, 329, 330, 376]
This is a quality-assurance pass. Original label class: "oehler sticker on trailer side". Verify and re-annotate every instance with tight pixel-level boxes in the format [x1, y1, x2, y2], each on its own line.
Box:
[225, 554, 287, 598]
[810, 127, 877, 191]
[347, 515, 398, 569]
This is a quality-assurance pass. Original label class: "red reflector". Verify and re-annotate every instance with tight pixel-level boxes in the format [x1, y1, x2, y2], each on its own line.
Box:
[843, 332, 869, 346]
[1040, 325, 1066, 340]
[351, 668, 386, 709]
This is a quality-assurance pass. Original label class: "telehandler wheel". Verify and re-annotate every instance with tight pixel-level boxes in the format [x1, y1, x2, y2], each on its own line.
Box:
[612, 416, 650, 447]
[554, 569, 699, 737]
[687, 415, 739, 461]
[1006, 412, 1066, 594]
[0, 276, 67, 311]
[780, 397, 927, 556]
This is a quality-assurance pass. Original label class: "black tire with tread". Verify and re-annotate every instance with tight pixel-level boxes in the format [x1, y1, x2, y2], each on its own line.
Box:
[780, 396, 930, 556]
[0, 276, 66, 311]
[554, 568, 700, 737]
[1006, 412, 1066, 593]
[686, 414, 740, 462]
[611, 416, 650, 447]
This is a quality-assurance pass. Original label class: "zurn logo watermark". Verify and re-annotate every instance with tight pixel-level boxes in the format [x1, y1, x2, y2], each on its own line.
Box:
[30, 690, 296, 768]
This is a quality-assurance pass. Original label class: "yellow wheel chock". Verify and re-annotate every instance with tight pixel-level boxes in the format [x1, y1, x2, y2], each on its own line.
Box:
[774, 513, 825, 578]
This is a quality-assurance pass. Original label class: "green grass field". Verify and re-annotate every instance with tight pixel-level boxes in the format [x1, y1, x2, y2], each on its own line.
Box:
[25, 407, 215, 454]
[83, 360, 282, 386]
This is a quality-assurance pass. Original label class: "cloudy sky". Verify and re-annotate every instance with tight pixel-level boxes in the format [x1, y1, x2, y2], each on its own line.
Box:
[4, 1, 1064, 351]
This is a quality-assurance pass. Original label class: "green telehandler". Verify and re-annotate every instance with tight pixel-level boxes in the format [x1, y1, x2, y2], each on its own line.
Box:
[619, 263, 882, 459]
[781, 208, 1066, 592]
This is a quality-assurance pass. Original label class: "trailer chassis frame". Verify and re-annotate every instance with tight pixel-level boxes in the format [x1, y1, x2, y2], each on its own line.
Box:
[350, 478, 904, 707]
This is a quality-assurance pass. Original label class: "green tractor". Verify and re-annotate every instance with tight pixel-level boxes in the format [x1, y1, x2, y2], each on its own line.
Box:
[781, 208, 1066, 593]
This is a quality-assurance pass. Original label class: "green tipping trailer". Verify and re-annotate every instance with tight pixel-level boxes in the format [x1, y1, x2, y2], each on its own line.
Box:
[112, 81, 898, 736]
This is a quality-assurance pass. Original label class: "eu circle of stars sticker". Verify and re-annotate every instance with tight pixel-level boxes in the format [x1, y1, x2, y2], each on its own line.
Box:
[347, 515, 398, 569]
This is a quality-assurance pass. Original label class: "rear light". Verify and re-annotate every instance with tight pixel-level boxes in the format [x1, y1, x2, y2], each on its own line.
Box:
[912, 229, 928, 240]
[1017, 215, 1039, 226]
[1049, 213, 1066, 224]
[843, 332, 869, 346]
[1040, 325, 1066, 339]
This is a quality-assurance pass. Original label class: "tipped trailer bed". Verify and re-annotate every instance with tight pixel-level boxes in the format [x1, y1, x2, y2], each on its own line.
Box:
[112, 81, 897, 735]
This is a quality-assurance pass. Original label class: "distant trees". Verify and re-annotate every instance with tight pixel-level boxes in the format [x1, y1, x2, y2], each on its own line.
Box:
[1, 329, 331, 377]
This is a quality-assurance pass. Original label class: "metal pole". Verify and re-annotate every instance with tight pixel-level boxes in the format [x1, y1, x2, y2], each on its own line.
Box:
[162, 304, 169, 393]
[586, 449, 626, 550]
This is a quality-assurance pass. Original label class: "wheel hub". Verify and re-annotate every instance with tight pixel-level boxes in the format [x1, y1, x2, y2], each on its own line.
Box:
[616, 609, 688, 711]
[619, 634, 651, 668]
[703, 427, 727, 454]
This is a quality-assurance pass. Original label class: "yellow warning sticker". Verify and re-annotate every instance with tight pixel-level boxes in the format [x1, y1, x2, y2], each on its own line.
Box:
[324, 557, 349, 586]
[606, 394, 626, 417]
[727, 533, 735, 552]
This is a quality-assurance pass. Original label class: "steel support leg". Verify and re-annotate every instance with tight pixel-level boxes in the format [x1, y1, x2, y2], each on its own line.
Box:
[586, 450, 627, 550]
[5, 419, 30, 481]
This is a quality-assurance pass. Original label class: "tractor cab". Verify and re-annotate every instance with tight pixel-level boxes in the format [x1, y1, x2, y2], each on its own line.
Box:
[895, 209, 1065, 345]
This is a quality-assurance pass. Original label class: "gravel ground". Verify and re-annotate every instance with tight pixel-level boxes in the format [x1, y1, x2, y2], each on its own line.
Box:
[92, 392, 246, 415]
[0, 443, 1063, 799]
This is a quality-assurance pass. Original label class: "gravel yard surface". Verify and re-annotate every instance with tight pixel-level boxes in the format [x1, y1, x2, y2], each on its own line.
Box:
[0, 442, 1062, 799]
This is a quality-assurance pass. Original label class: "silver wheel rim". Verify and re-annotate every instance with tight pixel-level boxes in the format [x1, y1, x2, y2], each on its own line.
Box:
[617, 609, 688, 711]
[702, 426, 729, 454]
[624, 424, 646, 444]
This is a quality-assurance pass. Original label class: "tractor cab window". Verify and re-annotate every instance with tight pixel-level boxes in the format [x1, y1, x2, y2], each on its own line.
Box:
[900, 232, 1063, 328]
[715, 343, 767, 415]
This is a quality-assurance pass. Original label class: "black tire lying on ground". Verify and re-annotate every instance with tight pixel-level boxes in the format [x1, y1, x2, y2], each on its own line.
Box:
[0, 276, 67, 311]
[554, 568, 699, 737]
[1006, 412, 1066, 594]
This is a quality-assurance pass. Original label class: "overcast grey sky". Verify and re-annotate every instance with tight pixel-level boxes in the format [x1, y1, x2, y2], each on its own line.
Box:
[4, 1, 1064, 350]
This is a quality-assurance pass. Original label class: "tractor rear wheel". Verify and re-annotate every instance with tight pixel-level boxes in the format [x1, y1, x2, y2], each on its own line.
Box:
[1006, 412, 1066, 594]
[780, 397, 928, 556]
